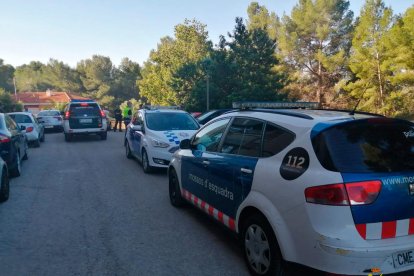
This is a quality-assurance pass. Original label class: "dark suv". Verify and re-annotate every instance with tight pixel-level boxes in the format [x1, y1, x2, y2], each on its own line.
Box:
[62, 101, 108, 142]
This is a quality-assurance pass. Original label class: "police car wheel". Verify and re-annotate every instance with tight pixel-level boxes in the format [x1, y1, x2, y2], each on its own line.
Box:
[169, 169, 184, 207]
[64, 133, 72, 142]
[142, 150, 153, 173]
[125, 141, 133, 159]
[242, 215, 284, 276]
[0, 167, 10, 202]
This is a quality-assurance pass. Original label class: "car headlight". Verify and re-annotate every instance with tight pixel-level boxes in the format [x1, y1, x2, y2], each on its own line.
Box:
[151, 138, 170, 148]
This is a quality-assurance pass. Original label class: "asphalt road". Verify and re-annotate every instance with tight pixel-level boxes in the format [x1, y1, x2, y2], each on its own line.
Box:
[0, 132, 248, 276]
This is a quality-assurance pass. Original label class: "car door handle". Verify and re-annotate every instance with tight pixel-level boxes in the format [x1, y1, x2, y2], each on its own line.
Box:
[202, 160, 210, 166]
[241, 168, 252, 174]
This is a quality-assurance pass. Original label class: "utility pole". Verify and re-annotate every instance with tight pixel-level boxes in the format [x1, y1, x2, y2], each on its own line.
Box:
[13, 77, 17, 100]
[206, 74, 210, 111]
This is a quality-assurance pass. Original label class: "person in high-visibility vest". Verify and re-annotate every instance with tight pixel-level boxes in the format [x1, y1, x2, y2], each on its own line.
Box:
[122, 102, 132, 130]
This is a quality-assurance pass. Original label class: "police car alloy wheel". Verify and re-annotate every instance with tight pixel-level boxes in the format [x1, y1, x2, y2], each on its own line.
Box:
[242, 215, 284, 276]
[0, 167, 9, 202]
[169, 169, 184, 207]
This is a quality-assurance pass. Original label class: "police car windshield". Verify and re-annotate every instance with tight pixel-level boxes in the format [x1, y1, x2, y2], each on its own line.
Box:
[312, 118, 414, 173]
[145, 112, 199, 131]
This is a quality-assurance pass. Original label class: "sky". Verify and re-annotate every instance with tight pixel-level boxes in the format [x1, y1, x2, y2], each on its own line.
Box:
[0, 0, 413, 68]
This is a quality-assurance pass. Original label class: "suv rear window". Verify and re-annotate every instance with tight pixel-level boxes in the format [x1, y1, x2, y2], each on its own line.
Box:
[312, 118, 414, 173]
[38, 110, 60, 116]
[70, 103, 100, 116]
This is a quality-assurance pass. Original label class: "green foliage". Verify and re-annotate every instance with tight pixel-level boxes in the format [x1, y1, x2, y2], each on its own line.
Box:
[42, 59, 82, 92]
[0, 59, 15, 92]
[14, 61, 48, 91]
[278, 0, 354, 104]
[346, 0, 395, 115]
[113, 58, 141, 107]
[0, 88, 22, 112]
[247, 2, 280, 40]
[138, 19, 212, 106]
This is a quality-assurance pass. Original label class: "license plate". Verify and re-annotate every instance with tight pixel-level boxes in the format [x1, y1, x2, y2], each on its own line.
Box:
[79, 119, 92, 123]
[44, 125, 53, 128]
[393, 249, 414, 268]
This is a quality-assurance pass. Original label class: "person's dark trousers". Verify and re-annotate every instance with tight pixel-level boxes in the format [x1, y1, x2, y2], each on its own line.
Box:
[114, 119, 122, 132]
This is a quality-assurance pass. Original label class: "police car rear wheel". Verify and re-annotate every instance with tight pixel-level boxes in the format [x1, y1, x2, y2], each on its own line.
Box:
[242, 215, 284, 276]
[169, 169, 184, 207]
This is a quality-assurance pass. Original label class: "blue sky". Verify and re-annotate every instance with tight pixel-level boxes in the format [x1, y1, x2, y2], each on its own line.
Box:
[0, 0, 412, 68]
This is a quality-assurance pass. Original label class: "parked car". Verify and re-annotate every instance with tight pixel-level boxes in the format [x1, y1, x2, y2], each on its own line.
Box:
[168, 102, 414, 276]
[125, 107, 200, 173]
[196, 109, 233, 126]
[36, 109, 63, 132]
[9, 112, 45, 147]
[0, 157, 9, 203]
[0, 113, 28, 177]
[63, 100, 108, 141]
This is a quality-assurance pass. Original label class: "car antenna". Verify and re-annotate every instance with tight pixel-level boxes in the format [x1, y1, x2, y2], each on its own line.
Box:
[349, 82, 371, 116]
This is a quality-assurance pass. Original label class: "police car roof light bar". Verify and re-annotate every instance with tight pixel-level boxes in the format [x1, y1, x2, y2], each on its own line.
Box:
[143, 105, 180, 110]
[70, 99, 95, 103]
[232, 101, 319, 110]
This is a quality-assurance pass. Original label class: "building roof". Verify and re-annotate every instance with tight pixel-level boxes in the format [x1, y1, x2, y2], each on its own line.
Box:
[17, 91, 90, 104]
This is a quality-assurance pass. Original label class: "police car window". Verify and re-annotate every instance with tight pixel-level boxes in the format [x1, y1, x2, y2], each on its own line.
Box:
[70, 103, 100, 116]
[146, 112, 199, 131]
[221, 118, 264, 157]
[192, 118, 230, 152]
[312, 119, 414, 173]
[262, 123, 295, 157]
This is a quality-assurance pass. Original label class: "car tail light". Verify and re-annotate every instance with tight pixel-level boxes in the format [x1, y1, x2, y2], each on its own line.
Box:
[305, 184, 349, 206]
[65, 111, 70, 119]
[54, 116, 62, 121]
[305, 181, 382, 206]
[345, 180, 381, 205]
[100, 110, 106, 118]
[80, 103, 89, 107]
[0, 134, 11, 143]
[26, 126, 34, 133]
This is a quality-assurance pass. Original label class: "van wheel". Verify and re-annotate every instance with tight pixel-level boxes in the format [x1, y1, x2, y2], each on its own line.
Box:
[142, 150, 153, 174]
[169, 169, 184, 207]
[241, 214, 285, 276]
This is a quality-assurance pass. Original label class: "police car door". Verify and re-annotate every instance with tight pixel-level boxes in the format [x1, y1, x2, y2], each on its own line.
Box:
[181, 118, 231, 205]
[208, 117, 263, 219]
[130, 112, 144, 158]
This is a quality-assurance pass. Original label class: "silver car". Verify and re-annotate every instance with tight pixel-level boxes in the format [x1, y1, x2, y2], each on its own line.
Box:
[37, 109, 64, 132]
[8, 112, 45, 147]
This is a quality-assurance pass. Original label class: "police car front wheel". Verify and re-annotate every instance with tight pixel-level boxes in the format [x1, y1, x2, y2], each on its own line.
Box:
[169, 169, 185, 207]
[142, 150, 153, 173]
[241, 214, 285, 276]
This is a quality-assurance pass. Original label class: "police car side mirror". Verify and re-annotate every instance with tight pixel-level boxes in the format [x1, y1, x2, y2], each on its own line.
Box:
[179, 139, 191, 150]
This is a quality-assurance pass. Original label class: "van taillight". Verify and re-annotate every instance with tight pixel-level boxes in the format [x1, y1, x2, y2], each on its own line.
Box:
[345, 180, 381, 205]
[305, 181, 381, 206]
[0, 134, 11, 143]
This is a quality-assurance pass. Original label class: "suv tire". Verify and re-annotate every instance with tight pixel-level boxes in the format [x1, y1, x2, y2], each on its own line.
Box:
[100, 132, 107, 140]
[64, 133, 72, 142]
[241, 214, 285, 276]
[169, 169, 185, 207]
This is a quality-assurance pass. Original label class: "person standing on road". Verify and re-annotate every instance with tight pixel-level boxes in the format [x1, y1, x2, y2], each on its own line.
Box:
[113, 107, 123, 132]
[123, 102, 132, 130]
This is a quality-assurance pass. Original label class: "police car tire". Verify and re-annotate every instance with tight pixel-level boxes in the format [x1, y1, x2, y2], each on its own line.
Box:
[64, 133, 72, 142]
[169, 169, 185, 207]
[100, 132, 107, 140]
[125, 142, 133, 159]
[0, 167, 10, 203]
[241, 214, 285, 276]
[142, 150, 153, 173]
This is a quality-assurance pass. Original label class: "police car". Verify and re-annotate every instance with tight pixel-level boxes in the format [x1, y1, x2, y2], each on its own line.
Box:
[124, 106, 200, 173]
[168, 102, 414, 275]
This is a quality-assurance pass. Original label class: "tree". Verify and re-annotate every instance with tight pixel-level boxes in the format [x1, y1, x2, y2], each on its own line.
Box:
[0, 88, 22, 113]
[247, 2, 280, 40]
[0, 59, 15, 92]
[113, 58, 141, 107]
[346, 0, 394, 114]
[42, 59, 82, 92]
[138, 19, 212, 106]
[14, 61, 48, 91]
[278, 0, 354, 104]
[77, 55, 115, 108]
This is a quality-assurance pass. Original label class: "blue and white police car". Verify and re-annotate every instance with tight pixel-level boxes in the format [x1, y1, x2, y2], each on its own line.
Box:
[168, 102, 414, 275]
[125, 106, 200, 173]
